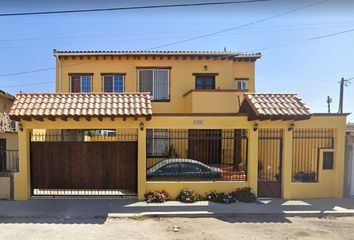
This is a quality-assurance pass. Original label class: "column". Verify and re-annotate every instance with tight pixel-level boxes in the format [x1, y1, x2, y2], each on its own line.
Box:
[248, 128, 258, 195]
[137, 127, 146, 200]
[282, 128, 293, 199]
[335, 126, 345, 198]
[14, 128, 31, 200]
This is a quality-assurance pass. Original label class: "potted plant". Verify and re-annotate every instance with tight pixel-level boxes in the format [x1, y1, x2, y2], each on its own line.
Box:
[167, 144, 178, 158]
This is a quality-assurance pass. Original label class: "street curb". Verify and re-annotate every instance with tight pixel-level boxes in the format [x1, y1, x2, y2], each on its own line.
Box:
[0, 212, 354, 220]
[107, 212, 354, 218]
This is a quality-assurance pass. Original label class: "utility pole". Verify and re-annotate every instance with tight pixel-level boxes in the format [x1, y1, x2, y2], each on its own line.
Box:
[326, 96, 332, 113]
[338, 77, 352, 113]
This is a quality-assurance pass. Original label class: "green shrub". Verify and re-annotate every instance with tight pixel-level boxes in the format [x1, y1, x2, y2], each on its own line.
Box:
[205, 191, 236, 204]
[144, 191, 170, 203]
[176, 189, 203, 203]
[231, 187, 257, 203]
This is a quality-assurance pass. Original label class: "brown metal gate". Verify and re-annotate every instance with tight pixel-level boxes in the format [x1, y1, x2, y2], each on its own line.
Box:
[258, 129, 283, 198]
[30, 131, 137, 196]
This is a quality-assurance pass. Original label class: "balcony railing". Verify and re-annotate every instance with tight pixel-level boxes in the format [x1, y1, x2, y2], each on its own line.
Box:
[0, 150, 19, 172]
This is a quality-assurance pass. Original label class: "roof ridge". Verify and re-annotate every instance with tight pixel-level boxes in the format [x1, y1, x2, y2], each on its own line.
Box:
[54, 49, 243, 53]
[10, 92, 153, 120]
[245, 93, 298, 96]
[16, 92, 151, 96]
[240, 92, 311, 121]
[53, 49, 262, 57]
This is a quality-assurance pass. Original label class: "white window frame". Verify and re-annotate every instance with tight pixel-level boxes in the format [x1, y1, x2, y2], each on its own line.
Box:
[137, 68, 170, 101]
[69, 75, 93, 92]
[236, 78, 248, 90]
[102, 74, 125, 93]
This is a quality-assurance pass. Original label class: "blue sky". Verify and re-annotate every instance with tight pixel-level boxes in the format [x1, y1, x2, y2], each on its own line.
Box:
[0, 0, 353, 121]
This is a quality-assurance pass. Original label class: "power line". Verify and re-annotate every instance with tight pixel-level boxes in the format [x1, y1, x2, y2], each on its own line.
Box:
[0, 0, 270, 17]
[145, 0, 329, 50]
[3, 23, 354, 50]
[246, 28, 354, 53]
[1, 81, 53, 88]
[0, 67, 55, 77]
[0, 0, 326, 79]
[276, 68, 336, 83]
[3, 20, 354, 43]
[1, 25, 351, 81]
[2, 21, 354, 44]
[0, 60, 98, 77]
[0, 36, 187, 50]
[0, 0, 331, 83]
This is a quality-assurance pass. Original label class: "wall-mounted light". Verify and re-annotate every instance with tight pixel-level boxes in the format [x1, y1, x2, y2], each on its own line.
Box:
[18, 123, 23, 132]
[288, 122, 295, 131]
[204, 65, 208, 71]
[253, 123, 258, 132]
[140, 122, 144, 131]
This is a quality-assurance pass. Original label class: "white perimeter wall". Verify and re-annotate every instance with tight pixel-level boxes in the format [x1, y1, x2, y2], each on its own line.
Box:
[345, 135, 354, 197]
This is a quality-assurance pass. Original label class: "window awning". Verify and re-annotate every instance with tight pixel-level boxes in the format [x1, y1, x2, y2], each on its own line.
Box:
[239, 93, 311, 121]
[9, 92, 152, 121]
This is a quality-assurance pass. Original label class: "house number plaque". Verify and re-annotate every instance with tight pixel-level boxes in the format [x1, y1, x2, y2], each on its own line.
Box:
[193, 120, 204, 125]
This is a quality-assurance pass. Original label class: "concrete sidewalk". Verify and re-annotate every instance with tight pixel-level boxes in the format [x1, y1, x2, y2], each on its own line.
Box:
[0, 198, 353, 219]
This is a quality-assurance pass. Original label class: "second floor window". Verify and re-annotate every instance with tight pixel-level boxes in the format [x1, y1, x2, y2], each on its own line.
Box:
[102, 74, 125, 93]
[236, 78, 248, 90]
[138, 68, 169, 101]
[70, 75, 92, 93]
[195, 75, 215, 89]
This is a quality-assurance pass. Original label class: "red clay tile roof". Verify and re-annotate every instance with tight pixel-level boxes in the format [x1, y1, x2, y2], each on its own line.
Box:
[9, 92, 152, 121]
[240, 93, 311, 121]
[53, 49, 261, 60]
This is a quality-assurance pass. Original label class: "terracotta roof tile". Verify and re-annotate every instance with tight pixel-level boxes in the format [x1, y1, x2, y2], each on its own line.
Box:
[240, 93, 311, 121]
[53, 49, 262, 60]
[9, 92, 152, 120]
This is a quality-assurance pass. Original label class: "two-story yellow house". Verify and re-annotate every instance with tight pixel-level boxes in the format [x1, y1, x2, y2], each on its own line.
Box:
[54, 50, 258, 114]
[9, 50, 348, 201]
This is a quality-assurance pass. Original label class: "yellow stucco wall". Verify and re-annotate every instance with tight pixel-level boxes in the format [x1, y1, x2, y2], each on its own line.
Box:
[55, 56, 255, 113]
[183, 90, 244, 113]
[281, 116, 346, 199]
[13, 114, 346, 200]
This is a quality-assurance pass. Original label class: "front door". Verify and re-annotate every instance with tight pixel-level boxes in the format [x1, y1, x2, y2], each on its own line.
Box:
[257, 129, 283, 198]
[188, 129, 221, 165]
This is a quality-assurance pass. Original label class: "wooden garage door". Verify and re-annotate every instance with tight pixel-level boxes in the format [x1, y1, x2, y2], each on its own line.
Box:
[30, 141, 137, 192]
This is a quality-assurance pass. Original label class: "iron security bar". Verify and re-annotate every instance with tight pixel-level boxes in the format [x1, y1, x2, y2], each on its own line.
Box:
[30, 129, 137, 142]
[292, 129, 334, 182]
[146, 129, 248, 182]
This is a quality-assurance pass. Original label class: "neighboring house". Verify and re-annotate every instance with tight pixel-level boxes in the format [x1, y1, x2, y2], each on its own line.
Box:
[0, 90, 18, 200]
[9, 50, 348, 201]
[345, 124, 354, 197]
